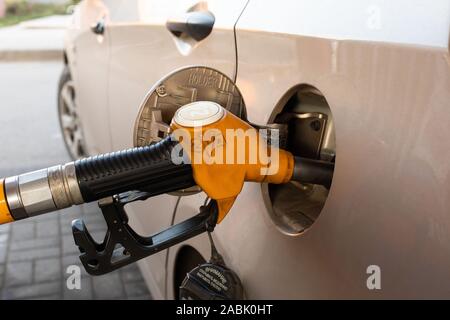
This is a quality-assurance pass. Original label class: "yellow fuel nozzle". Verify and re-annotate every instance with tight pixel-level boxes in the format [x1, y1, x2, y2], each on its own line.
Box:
[0, 101, 333, 227]
[170, 101, 295, 223]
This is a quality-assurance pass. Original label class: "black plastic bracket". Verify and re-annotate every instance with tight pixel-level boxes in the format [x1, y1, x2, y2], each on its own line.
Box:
[71, 191, 218, 275]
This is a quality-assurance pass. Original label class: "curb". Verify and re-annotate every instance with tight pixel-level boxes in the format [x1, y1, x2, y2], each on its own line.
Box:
[0, 49, 63, 62]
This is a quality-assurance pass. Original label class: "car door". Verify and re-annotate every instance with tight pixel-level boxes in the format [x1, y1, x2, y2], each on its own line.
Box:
[66, 0, 112, 155]
[105, 0, 248, 299]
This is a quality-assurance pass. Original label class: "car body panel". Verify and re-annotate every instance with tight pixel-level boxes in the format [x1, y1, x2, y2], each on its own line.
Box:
[234, 0, 450, 49]
[64, 0, 450, 299]
[221, 0, 450, 298]
[169, 0, 450, 299]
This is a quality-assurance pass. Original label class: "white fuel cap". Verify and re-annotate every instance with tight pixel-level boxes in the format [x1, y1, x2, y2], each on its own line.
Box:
[173, 101, 224, 127]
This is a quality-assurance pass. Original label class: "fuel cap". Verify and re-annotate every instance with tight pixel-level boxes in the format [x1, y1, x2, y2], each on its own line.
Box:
[173, 101, 224, 127]
[179, 262, 244, 300]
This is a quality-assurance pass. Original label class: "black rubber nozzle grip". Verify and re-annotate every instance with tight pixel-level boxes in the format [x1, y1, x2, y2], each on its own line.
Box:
[74, 137, 195, 202]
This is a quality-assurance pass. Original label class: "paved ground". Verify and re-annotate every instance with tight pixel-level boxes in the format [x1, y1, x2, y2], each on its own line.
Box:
[0, 15, 67, 61]
[0, 62, 151, 300]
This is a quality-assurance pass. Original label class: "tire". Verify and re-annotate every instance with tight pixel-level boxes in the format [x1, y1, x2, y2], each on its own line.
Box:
[57, 66, 87, 160]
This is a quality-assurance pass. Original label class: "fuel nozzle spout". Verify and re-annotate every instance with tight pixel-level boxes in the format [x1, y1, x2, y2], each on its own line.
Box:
[291, 157, 335, 189]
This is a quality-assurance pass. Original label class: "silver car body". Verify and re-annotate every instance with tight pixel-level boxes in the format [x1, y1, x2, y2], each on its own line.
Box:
[64, 0, 450, 299]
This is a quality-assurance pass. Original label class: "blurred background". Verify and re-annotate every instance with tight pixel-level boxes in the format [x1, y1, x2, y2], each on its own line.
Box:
[0, 0, 79, 26]
[0, 0, 151, 300]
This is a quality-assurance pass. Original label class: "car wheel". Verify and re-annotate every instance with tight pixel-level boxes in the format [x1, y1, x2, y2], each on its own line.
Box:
[58, 66, 87, 160]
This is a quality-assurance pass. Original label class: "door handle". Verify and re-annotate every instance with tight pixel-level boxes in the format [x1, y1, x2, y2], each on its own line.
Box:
[166, 11, 215, 41]
[91, 17, 105, 35]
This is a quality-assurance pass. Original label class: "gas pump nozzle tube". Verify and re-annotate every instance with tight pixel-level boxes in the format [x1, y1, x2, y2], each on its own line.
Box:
[0, 102, 334, 225]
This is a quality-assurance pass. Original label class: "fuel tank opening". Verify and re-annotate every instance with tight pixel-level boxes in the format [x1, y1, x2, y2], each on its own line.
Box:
[262, 85, 336, 235]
